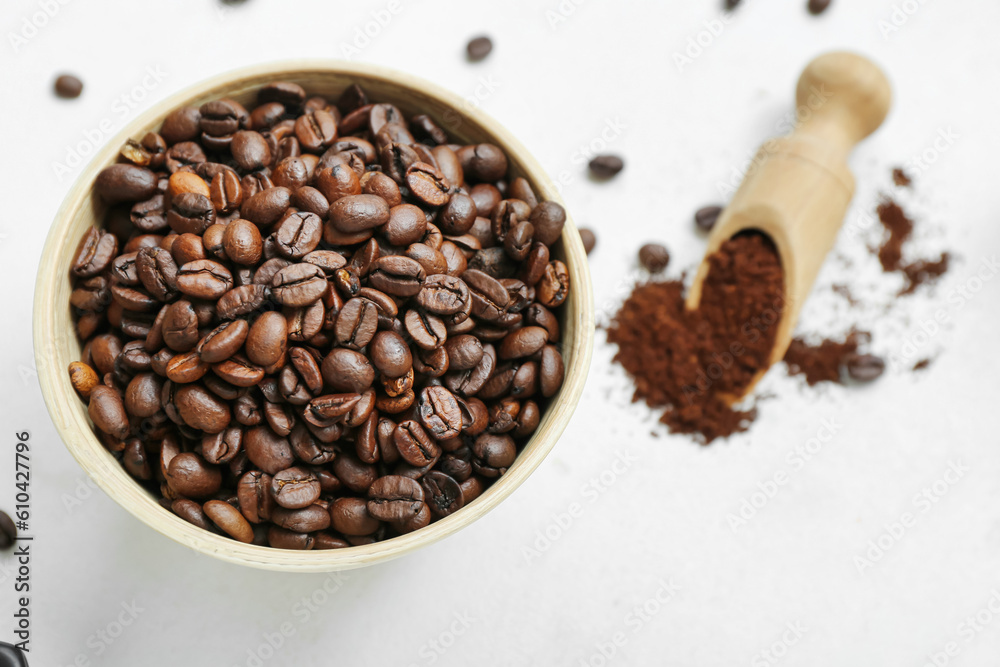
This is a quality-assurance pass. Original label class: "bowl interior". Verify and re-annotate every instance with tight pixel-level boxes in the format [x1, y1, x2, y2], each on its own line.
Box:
[34, 60, 593, 572]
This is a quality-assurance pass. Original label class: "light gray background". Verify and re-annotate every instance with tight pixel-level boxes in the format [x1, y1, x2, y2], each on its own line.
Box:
[2, 0, 999, 665]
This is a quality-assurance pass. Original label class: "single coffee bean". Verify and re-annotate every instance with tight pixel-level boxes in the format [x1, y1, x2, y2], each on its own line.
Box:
[174, 384, 230, 433]
[394, 420, 441, 467]
[330, 497, 380, 536]
[528, 201, 567, 246]
[369, 331, 412, 378]
[71, 227, 118, 277]
[498, 326, 548, 359]
[404, 309, 447, 350]
[231, 130, 272, 171]
[222, 219, 263, 266]
[135, 246, 179, 301]
[204, 499, 254, 543]
[418, 386, 463, 440]
[406, 162, 451, 207]
[539, 345, 565, 397]
[55, 73, 84, 98]
[271, 467, 321, 509]
[275, 212, 322, 259]
[466, 35, 493, 61]
[68, 361, 100, 399]
[458, 144, 507, 183]
[271, 263, 328, 307]
[216, 284, 269, 320]
[366, 475, 425, 522]
[537, 260, 570, 308]
[368, 256, 426, 297]
[588, 154, 624, 179]
[329, 194, 390, 232]
[95, 164, 158, 203]
[845, 353, 885, 382]
[695, 205, 723, 231]
[167, 452, 222, 498]
[471, 433, 516, 477]
[321, 348, 375, 393]
[242, 187, 292, 226]
[421, 470, 464, 517]
[176, 259, 233, 300]
[238, 470, 275, 524]
[88, 385, 129, 439]
[639, 243, 670, 273]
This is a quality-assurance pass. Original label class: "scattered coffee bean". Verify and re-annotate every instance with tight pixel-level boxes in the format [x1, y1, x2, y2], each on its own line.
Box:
[639, 243, 670, 273]
[808, 0, 832, 14]
[0, 510, 16, 550]
[845, 353, 885, 382]
[588, 155, 624, 179]
[579, 228, 596, 255]
[68, 78, 572, 549]
[466, 36, 493, 61]
[54, 74, 83, 99]
[695, 205, 723, 232]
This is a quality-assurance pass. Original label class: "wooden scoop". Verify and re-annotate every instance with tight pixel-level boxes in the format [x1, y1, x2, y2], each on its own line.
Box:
[686, 51, 892, 400]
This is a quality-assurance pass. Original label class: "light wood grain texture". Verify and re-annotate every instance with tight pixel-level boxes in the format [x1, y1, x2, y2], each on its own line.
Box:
[686, 51, 891, 399]
[33, 60, 594, 572]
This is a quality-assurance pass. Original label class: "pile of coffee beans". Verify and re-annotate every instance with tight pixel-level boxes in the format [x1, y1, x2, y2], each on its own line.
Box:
[67, 80, 570, 549]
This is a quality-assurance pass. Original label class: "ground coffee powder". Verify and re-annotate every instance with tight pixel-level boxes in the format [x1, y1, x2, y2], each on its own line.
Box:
[607, 233, 784, 443]
[783, 330, 866, 385]
[876, 199, 950, 295]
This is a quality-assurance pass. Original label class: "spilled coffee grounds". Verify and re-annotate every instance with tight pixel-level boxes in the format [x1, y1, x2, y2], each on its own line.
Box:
[876, 199, 950, 295]
[607, 233, 784, 443]
[783, 330, 866, 385]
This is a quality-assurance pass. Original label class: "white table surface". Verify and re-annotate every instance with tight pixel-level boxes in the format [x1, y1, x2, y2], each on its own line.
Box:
[2, 0, 999, 665]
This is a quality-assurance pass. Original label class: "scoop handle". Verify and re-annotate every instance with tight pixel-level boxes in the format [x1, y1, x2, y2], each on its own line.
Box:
[686, 51, 892, 399]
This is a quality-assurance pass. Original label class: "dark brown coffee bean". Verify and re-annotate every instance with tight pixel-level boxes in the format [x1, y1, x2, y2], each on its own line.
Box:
[71, 227, 118, 277]
[209, 169, 243, 214]
[88, 385, 129, 439]
[321, 348, 375, 393]
[845, 353, 885, 381]
[422, 470, 464, 517]
[215, 284, 268, 320]
[382, 204, 427, 246]
[695, 205, 723, 231]
[417, 386, 463, 440]
[174, 384, 230, 433]
[130, 194, 168, 232]
[529, 201, 566, 246]
[639, 243, 670, 273]
[243, 426, 294, 475]
[135, 247, 178, 301]
[406, 162, 451, 207]
[445, 335, 485, 371]
[366, 475, 425, 522]
[444, 342, 496, 397]
[404, 309, 447, 350]
[271, 263, 327, 307]
[124, 372, 162, 418]
[369, 331, 412, 378]
[231, 130, 272, 171]
[330, 497, 379, 536]
[458, 144, 507, 183]
[202, 427, 243, 464]
[292, 186, 331, 219]
[295, 110, 338, 152]
[95, 164, 158, 203]
[167, 452, 222, 498]
[334, 298, 378, 350]
[329, 194, 390, 233]
[221, 219, 263, 266]
[166, 349, 210, 383]
[539, 345, 565, 397]
[588, 155, 624, 179]
[176, 259, 233, 300]
[579, 228, 596, 255]
[241, 187, 292, 226]
[237, 470, 275, 524]
[316, 162, 362, 203]
[275, 212, 322, 259]
[499, 326, 548, 360]
[305, 394, 362, 426]
[472, 433, 516, 477]
[55, 73, 83, 98]
[204, 499, 254, 543]
[270, 467, 321, 509]
[466, 35, 493, 61]
[537, 260, 569, 308]
[368, 256, 426, 297]
[394, 420, 441, 467]
[259, 81, 306, 108]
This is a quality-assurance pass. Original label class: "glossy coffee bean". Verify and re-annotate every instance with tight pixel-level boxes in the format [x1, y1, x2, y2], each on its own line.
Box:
[366, 475, 425, 522]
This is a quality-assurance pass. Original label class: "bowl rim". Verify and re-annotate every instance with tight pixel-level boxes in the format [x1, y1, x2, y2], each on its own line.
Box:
[33, 59, 594, 572]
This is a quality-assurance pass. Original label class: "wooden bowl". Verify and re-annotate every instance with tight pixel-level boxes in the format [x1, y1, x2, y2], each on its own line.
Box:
[33, 60, 594, 572]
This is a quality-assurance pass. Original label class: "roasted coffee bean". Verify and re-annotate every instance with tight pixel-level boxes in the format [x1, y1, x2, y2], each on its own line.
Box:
[329, 194, 390, 232]
[135, 247, 178, 301]
[237, 470, 274, 523]
[537, 260, 569, 308]
[445, 335, 484, 370]
[202, 426, 243, 464]
[167, 192, 215, 236]
[539, 345, 565, 397]
[172, 499, 212, 530]
[639, 243, 670, 273]
[271, 263, 327, 307]
[471, 433, 516, 477]
[174, 384, 230, 433]
[88, 385, 129, 439]
[466, 35, 493, 61]
[166, 350, 209, 383]
[366, 475, 425, 522]
[469, 184, 502, 218]
[95, 164, 158, 203]
[330, 497, 379, 536]
[69, 361, 100, 399]
[242, 187, 292, 226]
[71, 227, 118, 277]
[334, 297, 378, 350]
[695, 205, 723, 231]
[259, 81, 306, 108]
[55, 73, 83, 98]
[131, 194, 168, 232]
[333, 453, 377, 493]
[270, 467, 321, 509]
[321, 348, 374, 393]
[588, 154, 624, 179]
[528, 201, 566, 246]
[458, 144, 507, 183]
[417, 386, 462, 440]
[404, 309, 447, 350]
[275, 212, 322, 259]
[124, 372, 162, 417]
[295, 110, 338, 152]
[845, 353, 885, 382]
[244, 311, 287, 367]
[368, 256, 426, 297]
[215, 284, 267, 320]
[316, 162, 362, 203]
[578, 228, 597, 255]
[167, 452, 222, 498]
[444, 342, 496, 397]
[369, 331, 412, 378]
[406, 163, 451, 207]
[177, 259, 233, 300]
[382, 204, 427, 246]
[244, 425, 295, 475]
[286, 301, 324, 342]
[421, 470, 464, 517]
[498, 326, 548, 359]
[231, 130, 272, 171]
[394, 420, 440, 467]
[204, 499, 254, 542]
[221, 219, 263, 266]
